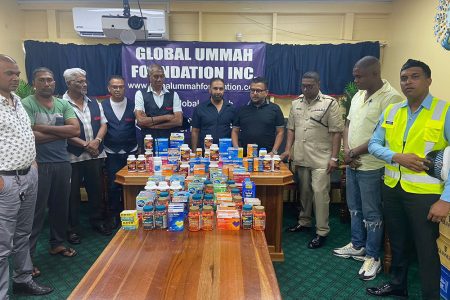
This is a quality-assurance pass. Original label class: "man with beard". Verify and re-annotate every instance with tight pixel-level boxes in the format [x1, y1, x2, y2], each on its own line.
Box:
[22, 68, 80, 277]
[191, 78, 236, 150]
[231, 77, 285, 156]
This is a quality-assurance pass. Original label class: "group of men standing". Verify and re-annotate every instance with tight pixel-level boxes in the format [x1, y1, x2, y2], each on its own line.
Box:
[0, 52, 449, 299]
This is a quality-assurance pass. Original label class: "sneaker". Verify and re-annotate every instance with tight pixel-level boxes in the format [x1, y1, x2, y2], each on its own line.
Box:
[358, 257, 381, 281]
[332, 242, 365, 260]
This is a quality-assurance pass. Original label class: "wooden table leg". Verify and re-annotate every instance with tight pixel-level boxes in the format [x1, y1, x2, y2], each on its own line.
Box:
[123, 185, 142, 210]
[257, 185, 284, 262]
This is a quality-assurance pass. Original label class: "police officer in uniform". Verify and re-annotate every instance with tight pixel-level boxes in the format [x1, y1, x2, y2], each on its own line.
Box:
[282, 71, 344, 249]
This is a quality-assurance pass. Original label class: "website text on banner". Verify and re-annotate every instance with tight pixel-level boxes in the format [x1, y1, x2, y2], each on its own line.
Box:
[122, 42, 266, 117]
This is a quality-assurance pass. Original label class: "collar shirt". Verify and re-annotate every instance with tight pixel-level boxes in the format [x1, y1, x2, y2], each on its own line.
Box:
[134, 85, 182, 113]
[0, 93, 36, 170]
[347, 79, 403, 170]
[63, 92, 107, 163]
[287, 92, 344, 169]
[191, 99, 236, 145]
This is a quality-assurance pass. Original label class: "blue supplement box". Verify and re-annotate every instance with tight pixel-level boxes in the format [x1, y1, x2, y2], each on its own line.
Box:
[168, 203, 185, 231]
[219, 138, 232, 154]
[442, 265, 450, 300]
[155, 138, 169, 154]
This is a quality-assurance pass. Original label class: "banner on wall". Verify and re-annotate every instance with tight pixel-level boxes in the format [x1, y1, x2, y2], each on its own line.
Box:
[122, 41, 266, 117]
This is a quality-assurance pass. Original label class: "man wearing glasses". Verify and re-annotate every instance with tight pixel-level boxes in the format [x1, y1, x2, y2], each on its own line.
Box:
[282, 71, 344, 249]
[231, 77, 285, 156]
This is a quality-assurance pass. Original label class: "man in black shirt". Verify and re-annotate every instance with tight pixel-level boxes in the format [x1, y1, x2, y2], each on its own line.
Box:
[191, 78, 236, 150]
[232, 77, 285, 155]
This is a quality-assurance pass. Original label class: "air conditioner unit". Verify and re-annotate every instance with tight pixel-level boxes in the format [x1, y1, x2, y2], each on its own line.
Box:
[72, 7, 168, 40]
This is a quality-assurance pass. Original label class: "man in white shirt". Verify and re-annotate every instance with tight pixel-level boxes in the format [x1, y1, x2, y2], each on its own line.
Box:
[0, 54, 53, 297]
[134, 64, 183, 150]
[101, 75, 138, 229]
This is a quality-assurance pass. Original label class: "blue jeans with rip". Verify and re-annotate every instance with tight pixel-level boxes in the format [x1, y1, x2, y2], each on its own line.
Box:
[346, 167, 384, 259]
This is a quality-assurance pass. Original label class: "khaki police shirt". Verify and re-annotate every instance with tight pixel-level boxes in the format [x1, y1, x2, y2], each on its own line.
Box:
[347, 79, 402, 171]
[287, 92, 344, 169]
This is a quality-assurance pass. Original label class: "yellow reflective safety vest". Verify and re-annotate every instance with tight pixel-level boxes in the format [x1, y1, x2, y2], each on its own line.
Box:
[382, 98, 449, 194]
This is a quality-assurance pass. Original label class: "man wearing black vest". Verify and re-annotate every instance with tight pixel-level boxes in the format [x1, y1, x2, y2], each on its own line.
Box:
[134, 64, 183, 149]
[63, 68, 111, 245]
[102, 75, 137, 229]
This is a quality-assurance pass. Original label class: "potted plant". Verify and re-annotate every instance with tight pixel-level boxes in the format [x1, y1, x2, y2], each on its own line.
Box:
[15, 79, 34, 99]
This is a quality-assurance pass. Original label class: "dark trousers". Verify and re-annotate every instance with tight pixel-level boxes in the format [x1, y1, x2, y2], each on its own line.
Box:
[30, 162, 71, 255]
[105, 152, 133, 218]
[382, 183, 440, 300]
[69, 159, 105, 233]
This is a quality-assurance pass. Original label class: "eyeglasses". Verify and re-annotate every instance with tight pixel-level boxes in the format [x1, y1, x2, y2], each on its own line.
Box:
[250, 89, 267, 94]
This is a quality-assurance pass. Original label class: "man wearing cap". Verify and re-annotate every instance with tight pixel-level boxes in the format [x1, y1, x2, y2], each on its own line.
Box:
[367, 59, 450, 299]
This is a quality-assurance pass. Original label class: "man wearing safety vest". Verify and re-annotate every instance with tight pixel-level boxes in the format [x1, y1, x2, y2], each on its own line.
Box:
[367, 59, 450, 299]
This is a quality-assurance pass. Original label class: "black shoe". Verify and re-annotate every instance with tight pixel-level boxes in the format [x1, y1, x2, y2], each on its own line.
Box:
[287, 224, 311, 232]
[366, 283, 408, 298]
[109, 215, 121, 230]
[68, 232, 81, 245]
[93, 223, 113, 236]
[308, 235, 327, 249]
[13, 280, 53, 296]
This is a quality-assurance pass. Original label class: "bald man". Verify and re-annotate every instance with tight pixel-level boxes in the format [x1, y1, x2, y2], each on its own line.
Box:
[134, 64, 183, 150]
[332, 56, 402, 281]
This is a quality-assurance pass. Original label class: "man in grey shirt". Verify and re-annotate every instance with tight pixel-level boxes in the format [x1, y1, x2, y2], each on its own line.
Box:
[22, 68, 80, 278]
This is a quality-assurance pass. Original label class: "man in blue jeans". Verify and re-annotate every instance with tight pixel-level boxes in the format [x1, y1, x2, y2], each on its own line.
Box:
[332, 56, 402, 280]
[102, 75, 138, 229]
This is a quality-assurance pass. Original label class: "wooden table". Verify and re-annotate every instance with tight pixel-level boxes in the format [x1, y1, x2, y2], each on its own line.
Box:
[115, 164, 294, 261]
[69, 229, 282, 300]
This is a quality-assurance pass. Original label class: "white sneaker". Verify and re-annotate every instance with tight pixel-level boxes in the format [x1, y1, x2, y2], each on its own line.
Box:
[332, 242, 365, 260]
[358, 256, 381, 281]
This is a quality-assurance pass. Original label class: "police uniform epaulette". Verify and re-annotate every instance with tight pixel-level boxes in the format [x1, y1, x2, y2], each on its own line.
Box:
[321, 94, 336, 101]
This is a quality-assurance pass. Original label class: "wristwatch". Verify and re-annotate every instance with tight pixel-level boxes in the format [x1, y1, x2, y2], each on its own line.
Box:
[95, 137, 103, 143]
[331, 157, 338, 162]
[349, 149, 355, 159]
[272, 149, 278, 155]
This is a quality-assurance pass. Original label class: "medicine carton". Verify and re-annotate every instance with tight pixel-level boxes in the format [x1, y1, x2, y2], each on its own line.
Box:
[168, 203, 185, 231]
[442, 265, 450, 300]
[219, 138, 232, 154]
[216, 206, 240, 230]
[120, 210, 138, 222]
[438, 236, 450, 270]
[244, 198, 261, 206]
[122, 219, 139, 230]
[169, 133, 184, 149]
[441, 214, 450, 241]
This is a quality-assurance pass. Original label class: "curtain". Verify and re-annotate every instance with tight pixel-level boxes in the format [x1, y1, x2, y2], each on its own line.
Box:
[24, 40, 122, 96]
[265, 41, 380, 96]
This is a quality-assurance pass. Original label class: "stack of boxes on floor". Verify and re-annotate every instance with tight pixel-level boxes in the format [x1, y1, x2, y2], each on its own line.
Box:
[120, 133, 281, 232]
[438, 215, 450, 299]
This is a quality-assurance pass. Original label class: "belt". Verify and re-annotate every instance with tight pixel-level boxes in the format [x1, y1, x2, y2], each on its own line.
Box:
[0, 166, 31, 176]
